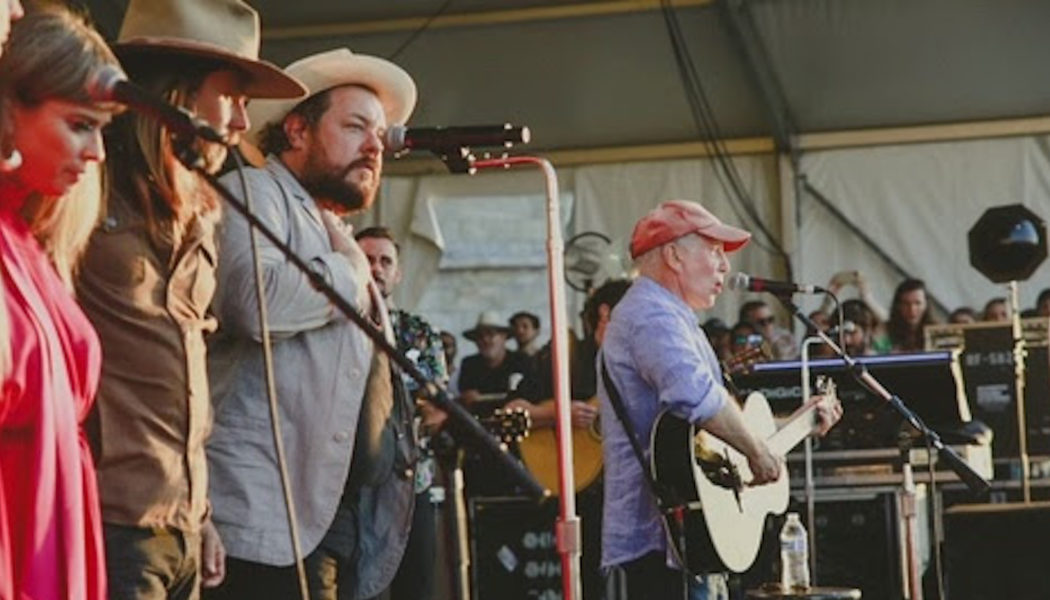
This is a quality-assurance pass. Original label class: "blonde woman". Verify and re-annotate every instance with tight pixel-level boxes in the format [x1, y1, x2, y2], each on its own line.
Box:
[0, 3, 122, 599]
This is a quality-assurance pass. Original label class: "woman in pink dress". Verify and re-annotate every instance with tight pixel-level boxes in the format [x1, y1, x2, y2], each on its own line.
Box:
[0, 4, 122, 598]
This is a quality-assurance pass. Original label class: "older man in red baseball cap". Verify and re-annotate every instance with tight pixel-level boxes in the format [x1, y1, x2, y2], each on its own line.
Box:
[597, 200, 841, 599]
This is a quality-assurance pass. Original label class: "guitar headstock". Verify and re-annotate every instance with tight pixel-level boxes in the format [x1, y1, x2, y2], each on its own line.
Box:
[810, 375, 841, 436]
[814, 374, 836, 398]
[488, 407, 532, 443]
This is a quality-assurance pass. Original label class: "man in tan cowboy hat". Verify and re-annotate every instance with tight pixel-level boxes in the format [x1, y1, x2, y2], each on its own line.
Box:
[455, 310, 536, 498]
[203, 47, 418, 599]
[458, 310, 534, 404]
[75, 1, 305, 599]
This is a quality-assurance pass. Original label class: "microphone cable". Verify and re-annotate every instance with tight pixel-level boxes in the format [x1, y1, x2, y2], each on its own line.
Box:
[389, 0, 454, 60]
[659, 0, 793, 284]
[925, 431, 946, 600]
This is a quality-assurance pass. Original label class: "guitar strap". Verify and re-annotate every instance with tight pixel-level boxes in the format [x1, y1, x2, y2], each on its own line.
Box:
[599, 354, 678, 511]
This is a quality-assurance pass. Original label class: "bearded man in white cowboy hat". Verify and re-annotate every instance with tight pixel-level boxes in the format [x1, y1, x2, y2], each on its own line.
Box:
[75, 1, 306, 599]
[202, 47, 418, 600]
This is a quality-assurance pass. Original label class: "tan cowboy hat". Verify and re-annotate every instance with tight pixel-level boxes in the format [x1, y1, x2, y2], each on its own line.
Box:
[463, 311, 512, 342]
[113, 0, 306, 99]
[246, 47, 417, 144]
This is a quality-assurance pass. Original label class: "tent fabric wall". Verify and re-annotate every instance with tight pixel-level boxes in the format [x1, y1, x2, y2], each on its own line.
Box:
[795, 134, 1050, 318]
[358, 167, 577, 353]
[374, 153, 785, 331]
[352, 176, 443, 311]
[572, 154, 785, 326]
[369, 133, 1050, 345]
[357, 168, 572, 310]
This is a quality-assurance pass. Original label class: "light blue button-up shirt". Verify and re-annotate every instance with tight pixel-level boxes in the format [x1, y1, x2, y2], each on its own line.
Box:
[598, 276, 727, 569]
[207, 156, 373, 563]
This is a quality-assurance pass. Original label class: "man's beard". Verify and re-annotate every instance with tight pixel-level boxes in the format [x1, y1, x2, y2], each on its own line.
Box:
[300, 158, 376, 214]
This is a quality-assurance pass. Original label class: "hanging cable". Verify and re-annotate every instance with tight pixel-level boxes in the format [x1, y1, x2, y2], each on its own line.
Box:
[389, 0, 455, 60]
[230, 150, 311, 600]
[659, 0, 793, 280]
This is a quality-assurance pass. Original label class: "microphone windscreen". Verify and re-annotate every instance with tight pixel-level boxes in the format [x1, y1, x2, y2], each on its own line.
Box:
[384, 124, 407, 152]
[727, 272, 750, 291]
[86, 64, 125, 102]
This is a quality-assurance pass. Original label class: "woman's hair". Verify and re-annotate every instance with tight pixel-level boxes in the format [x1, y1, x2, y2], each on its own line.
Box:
[841, 298, 876, 332]
[887, 278, 935, 351]
[103, 53, 223, 246]
[582, 278, 631, 335]
[982, 296, 1007, 320]
[22, 163, 104, 288]
[0, 2, 117, 158]
[0, 2, 120, 375]
[1037, 288, 1050, 310]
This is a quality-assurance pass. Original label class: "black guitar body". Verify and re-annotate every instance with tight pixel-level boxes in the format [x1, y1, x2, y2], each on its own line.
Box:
[650, 411, 729, 574]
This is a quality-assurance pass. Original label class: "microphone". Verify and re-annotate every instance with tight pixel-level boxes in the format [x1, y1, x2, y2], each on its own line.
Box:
[87, 65, 225, 144]
[728, 272, 825, 295]
[384, 123, 530, 152]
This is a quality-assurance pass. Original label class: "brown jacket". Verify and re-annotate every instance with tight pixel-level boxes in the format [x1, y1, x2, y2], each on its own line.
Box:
[77, 191, 218, 533]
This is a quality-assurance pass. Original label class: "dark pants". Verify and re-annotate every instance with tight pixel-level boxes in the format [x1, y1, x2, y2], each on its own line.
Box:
[389, 491, 436, 600]
[579, 486, 604, 600]
[613, 552, 687, 600]
[104, 523, 201, 600]
[202, 547, 346, 600]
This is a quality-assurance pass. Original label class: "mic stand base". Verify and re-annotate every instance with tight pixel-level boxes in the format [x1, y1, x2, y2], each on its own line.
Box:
[897, 433, 924, 600]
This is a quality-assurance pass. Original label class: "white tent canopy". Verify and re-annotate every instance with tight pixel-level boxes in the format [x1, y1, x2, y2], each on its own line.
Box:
[84, 0, 1050, 343]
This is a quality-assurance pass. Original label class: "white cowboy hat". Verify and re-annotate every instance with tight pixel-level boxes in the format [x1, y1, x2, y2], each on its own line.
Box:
[246, 47, 417, 144]
[463, 311, 512, 342]
[113, 0, 306, 99]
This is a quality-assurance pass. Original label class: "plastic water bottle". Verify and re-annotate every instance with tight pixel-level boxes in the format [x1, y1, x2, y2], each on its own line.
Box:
[780, 512, 810, 590]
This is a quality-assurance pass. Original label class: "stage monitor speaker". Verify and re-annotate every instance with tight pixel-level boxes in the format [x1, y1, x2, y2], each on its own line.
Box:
[944, 501, 1050, 600]
[469, 497, 560, 600]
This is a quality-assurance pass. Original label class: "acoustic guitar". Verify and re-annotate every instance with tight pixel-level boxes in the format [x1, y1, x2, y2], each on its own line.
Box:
[516, 346, 769, 495]
[517, 397, 603, 494]
[650, 377, 837, 574]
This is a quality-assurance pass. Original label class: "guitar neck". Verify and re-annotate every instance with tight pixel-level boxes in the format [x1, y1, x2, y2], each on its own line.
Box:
[766, 402, 818, 457]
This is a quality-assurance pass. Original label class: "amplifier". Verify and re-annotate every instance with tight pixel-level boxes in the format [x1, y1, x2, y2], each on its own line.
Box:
[469, 497, 561, 600]
[926, 318, 1050, 458]
[785, 444, 993, 488]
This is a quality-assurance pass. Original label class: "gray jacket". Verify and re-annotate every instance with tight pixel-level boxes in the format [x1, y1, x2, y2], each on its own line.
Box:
[206, 157, 411, 596]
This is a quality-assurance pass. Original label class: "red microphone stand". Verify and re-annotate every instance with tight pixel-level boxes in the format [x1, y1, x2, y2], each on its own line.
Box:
[471, 155, 581, 600]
